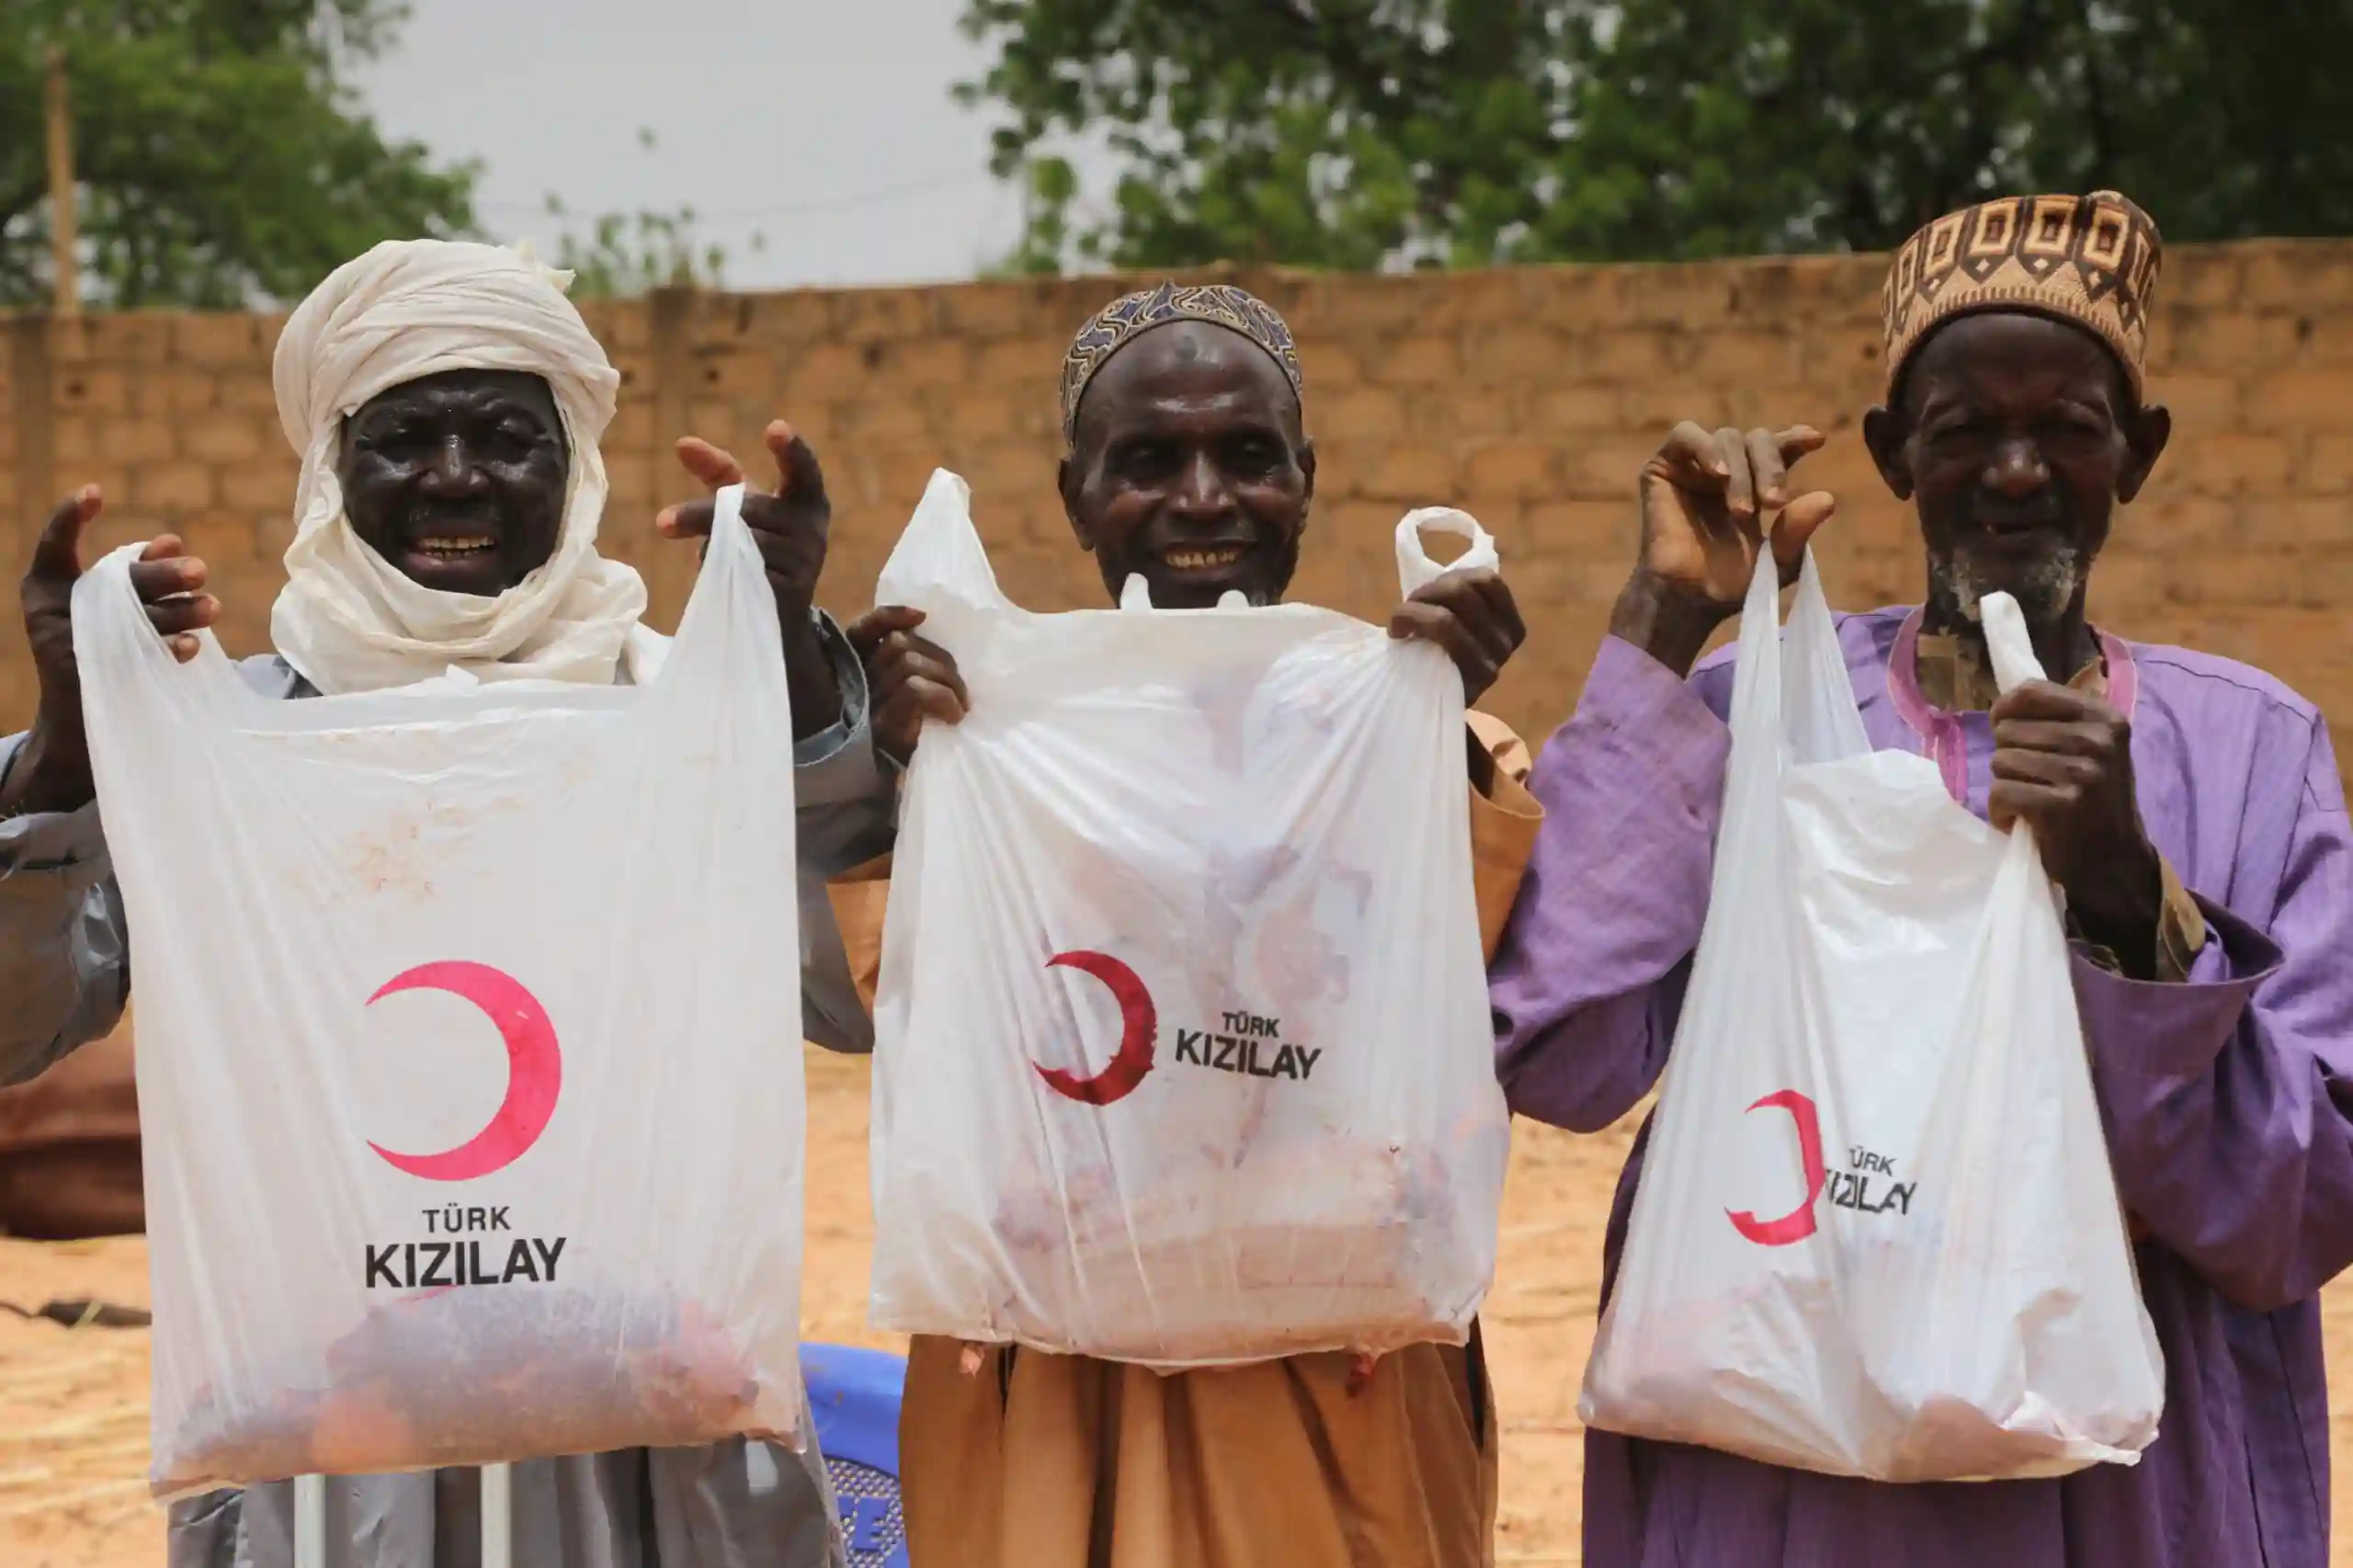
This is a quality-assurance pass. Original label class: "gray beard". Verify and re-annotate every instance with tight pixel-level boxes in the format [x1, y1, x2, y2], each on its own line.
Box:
[1934, 543, 2085, 626]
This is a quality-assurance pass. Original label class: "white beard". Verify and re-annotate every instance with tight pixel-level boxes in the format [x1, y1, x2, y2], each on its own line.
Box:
[1936, 543, 2085, 626]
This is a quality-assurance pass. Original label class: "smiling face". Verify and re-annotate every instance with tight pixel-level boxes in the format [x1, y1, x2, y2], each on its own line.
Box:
[1059, 322, 1314, 609]
[335, 369, 570, 598]
[1865, 312, 2170, 628]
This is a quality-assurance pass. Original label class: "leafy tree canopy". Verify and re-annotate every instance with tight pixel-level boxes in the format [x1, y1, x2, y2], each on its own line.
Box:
[0, 0, 478, 308]
[959, 0, 2353, 273]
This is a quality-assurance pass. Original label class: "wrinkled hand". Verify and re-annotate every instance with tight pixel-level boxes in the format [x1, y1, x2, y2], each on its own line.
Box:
[656, 420, 842, 737]
[846, 607, 968, 767]
[0, 487, 219, 817]
[1387, 568, 1524, 707]
[1610, 422, 1837, 676]
[1991, 681, 2164, 974]
[658, 419, 830, 624]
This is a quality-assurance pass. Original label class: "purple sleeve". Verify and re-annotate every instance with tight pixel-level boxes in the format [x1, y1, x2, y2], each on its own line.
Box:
[1489, 637, 1730, 1132]
[2080, 715, 2353, 1311]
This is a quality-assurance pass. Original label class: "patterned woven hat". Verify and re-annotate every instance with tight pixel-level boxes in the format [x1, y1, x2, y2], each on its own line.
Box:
[1881, 191, 2163, 401]
[1059, 281, 1303, 449]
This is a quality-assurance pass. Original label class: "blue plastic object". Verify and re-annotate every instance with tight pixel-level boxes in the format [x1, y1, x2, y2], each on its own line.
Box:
[800, 1343, 910, 1568]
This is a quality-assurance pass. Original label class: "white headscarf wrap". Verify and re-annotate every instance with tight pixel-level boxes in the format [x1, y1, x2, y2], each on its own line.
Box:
[267, 239, 659, 695]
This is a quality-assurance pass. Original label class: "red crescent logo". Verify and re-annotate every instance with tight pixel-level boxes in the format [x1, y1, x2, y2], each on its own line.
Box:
[1035, 950, 1156, 1106]
[1727, 1088, 1826, 1247]
[365, 960, 563, 1182]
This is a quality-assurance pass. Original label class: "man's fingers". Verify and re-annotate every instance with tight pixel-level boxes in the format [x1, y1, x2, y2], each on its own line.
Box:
[1774, 426, 1828, 463]
[847, 605, 927, 656]
[880, 676, 969, 740]
[743, 494, 828, 552]
[1745, 428, 1789, 511]
[1988, 680, 2108, 724]
[1991, 746, 2099, 790]
[1657, 421, 1729, 488]
[674, 437, 746, 490]
[29, 486, 101, 579]
[1768, 492, 1836, 567]
[904, 676, 968, 726]
[1991, 718, 2117, 758]
[1714, 428, 1756, 517]
[1391, 602, 1501, 698]
[765, 421, 830, 510]
[1988, 779, 2072, 834]
[1388, 599, 1466, 653]
[1464, 570, 1526, 647]
[129, 556, 205, 603]
[1410, 575, 1519, 665]
[876, 639, 969, 708]
[657, 500, 717, 540]
[144, 595, 220, 638]
[137, 532, 188, 564]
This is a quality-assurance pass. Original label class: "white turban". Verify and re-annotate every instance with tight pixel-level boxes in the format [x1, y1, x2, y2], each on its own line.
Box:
[267, 239, 658, 695]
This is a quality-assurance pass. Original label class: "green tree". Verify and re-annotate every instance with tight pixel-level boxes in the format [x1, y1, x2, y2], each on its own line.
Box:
[0, 0, 478, 308]
[959, 0, 2353, 273]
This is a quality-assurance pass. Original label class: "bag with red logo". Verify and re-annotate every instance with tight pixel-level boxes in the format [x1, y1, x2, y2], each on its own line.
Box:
[72, 486, 807, 1495]
[864, 471, 1510, 1369]
[1578, 552, 2164, 1482]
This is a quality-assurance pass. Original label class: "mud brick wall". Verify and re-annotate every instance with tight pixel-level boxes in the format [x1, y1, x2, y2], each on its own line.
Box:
[3, 241, 2347, 773]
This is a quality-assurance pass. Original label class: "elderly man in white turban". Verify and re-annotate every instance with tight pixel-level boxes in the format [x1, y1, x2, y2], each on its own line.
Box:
[0, 240, 887, 1567]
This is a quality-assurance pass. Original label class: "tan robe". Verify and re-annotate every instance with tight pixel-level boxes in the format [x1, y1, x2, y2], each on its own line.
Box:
[827, 714, 1543, 1568]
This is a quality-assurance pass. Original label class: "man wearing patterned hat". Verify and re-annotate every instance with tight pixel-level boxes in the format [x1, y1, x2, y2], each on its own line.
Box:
[777, 280, 1543, 1568]
[1491, 190, 2353, 1564]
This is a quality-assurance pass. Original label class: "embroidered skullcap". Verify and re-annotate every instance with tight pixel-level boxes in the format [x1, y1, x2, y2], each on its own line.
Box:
[1058, 281, 1304, 448]
[1881, 191, 2163, 401]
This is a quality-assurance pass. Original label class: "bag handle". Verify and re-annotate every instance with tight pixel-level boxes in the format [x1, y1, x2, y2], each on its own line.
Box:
[1977, 591, 2050, 694]
[1723, 546, 1870, 769]
[661, 481, 789, 690]
[874, 469, 1013, 618]
[1394, 508, 1501, 597]
[1979, 592, 2062, 880]
[665, 480, 756, 644]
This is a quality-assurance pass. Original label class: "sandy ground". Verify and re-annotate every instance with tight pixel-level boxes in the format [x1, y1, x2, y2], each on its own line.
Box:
[5, 1047, 2349, 1567]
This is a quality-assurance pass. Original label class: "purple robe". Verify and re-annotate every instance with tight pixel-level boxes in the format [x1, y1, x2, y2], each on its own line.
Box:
[1490, 606, 2353, 1568]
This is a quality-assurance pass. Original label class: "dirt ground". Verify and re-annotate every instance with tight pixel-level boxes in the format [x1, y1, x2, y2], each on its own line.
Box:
[6, 1047, 2351, 1567]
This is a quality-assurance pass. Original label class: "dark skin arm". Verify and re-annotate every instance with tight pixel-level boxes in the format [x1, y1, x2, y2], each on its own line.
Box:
[0, 487, 219, 818]
[655, 420, 843, 741]
[1990, 680, 2165, 979]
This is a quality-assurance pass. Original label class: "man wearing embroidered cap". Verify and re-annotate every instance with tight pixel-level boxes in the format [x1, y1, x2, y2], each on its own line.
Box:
[1493, 191, 2353, 1564]
[0, 238, 877, 1567]
[792, 280, 1542, 1568]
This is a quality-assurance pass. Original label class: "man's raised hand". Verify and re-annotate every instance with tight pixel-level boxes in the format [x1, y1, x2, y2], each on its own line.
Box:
[655, 419, 843, 737]
[1, 487, 220, 817]
[1610, 423, 1837, 677]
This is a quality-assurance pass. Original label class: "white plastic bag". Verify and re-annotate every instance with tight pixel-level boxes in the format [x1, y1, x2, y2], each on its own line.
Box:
[74, 487, 807, 1496]
[866, 470, 1510, 1369]
[1578, 552, 2165, 1483]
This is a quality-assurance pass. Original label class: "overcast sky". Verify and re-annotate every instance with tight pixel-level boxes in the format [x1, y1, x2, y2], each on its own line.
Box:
[355, 0, 1097, 290]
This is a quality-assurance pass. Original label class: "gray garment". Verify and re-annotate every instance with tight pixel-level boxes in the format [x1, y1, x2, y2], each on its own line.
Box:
[0, 610, 897, 1568]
